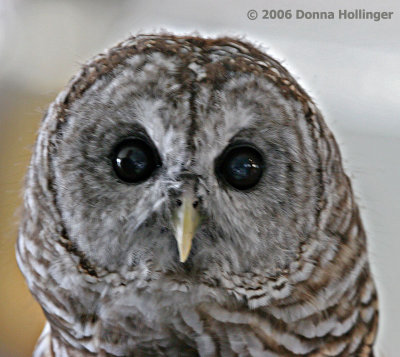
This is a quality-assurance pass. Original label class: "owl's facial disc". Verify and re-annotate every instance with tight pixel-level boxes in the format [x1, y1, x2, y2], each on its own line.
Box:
[171, 189, 202, 263]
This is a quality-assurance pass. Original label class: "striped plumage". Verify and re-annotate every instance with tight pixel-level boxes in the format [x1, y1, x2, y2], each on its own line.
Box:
[17, 34, 378, 356]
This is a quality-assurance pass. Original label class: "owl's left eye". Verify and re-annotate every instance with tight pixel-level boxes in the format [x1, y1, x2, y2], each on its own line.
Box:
[215, 144, 265, 190]
[112, 138, 161, 183]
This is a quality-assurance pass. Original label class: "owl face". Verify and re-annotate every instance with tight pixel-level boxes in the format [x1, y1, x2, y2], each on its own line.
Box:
[17, 36, 379, 355]
[53, 49, 320, 284]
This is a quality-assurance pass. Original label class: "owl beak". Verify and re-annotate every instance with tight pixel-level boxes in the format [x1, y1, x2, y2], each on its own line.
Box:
[172, 191, 201, 263]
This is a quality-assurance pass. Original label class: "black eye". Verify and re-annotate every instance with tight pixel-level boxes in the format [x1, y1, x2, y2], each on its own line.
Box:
[112, 138, 161, 183]
[216, 144, 264, 190]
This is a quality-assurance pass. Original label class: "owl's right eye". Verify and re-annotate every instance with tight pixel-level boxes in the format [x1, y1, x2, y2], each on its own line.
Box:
[112, 138, 161, 183]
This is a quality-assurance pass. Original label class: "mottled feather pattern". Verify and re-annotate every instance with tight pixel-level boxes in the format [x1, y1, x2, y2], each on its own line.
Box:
[17, 33, 378, 356]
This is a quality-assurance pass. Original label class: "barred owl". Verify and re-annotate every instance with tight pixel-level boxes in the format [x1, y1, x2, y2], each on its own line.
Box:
[17, 34, 378, 356]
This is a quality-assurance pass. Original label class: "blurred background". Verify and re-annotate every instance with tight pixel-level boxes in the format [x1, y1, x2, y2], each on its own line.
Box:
[0, 0, 399, 356]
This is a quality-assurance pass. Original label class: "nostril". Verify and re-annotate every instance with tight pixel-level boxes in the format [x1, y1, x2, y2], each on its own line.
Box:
[176, 199, 183, 207]
[192, 200, 199, 209]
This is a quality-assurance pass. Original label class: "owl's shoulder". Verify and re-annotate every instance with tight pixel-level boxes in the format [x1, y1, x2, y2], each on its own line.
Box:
[33, 323, 53, 357]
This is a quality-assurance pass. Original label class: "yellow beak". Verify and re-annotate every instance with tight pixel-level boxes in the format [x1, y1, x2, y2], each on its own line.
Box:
[172, 191, 201, 263]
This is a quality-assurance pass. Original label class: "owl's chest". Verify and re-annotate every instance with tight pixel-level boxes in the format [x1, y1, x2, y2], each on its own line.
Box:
[51, 281, 376, 356]
[86, 293, 217, 356]
[87, 286, 276, 356]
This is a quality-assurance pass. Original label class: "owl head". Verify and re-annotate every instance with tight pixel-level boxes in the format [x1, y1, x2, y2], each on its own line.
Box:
[18, 33, 350, 310]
